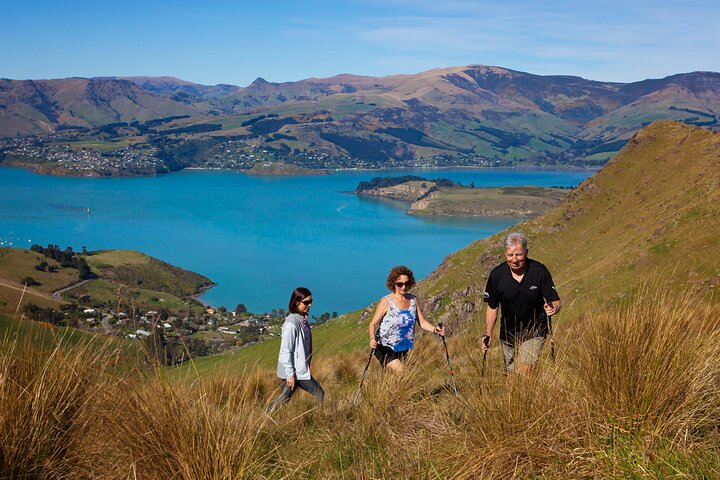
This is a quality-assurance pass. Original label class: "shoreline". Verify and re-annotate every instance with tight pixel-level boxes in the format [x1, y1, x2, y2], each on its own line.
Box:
[1, 162, 599, 179]
[190, 282, 218, 307]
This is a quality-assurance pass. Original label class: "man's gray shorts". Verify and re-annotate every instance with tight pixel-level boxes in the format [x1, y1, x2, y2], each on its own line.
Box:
[501, 336, 546, 373]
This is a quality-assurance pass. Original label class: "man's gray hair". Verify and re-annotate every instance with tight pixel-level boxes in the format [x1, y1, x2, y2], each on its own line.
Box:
[503, 231, 528, 251]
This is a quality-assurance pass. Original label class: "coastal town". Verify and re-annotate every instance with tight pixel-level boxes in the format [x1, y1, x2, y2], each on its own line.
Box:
[75, 302, 273, 356]
[38, 298, 339, 363]
[0, 131, 510, 177]
[0, 134, 163, 176]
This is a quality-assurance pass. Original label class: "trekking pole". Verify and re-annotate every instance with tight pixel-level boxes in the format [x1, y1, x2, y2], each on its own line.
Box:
[437, 322, 459, 398]
[544, 298, 556, 361]
[481, 335, 490, 377]
[548, 314, 555, 361]
[480, 291, 491, 377]
[353, 347, 375, 405]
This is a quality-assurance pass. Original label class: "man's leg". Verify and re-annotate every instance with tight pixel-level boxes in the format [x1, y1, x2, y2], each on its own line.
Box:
[516, 336, 546, 377]
[500, 340, 516, 374]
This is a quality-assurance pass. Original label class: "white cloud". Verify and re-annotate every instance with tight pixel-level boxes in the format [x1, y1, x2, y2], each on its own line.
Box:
[336, 1, 719, 82]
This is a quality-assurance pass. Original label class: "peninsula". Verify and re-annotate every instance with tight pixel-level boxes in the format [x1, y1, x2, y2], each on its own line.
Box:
[355, 176, 569, 217]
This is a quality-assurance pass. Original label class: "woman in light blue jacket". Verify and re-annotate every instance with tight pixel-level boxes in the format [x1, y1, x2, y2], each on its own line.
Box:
[267, 287, 324, 413]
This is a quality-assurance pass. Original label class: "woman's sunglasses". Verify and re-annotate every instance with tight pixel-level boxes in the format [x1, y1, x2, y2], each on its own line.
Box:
[395, 282, 411, 288]
[301, 299, 313, 305]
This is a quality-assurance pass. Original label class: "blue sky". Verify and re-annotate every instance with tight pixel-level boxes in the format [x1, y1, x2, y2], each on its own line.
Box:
[1, 0, 718, 86]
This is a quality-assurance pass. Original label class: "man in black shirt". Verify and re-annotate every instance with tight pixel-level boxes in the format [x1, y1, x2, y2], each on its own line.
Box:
[482, 232, 561, 376]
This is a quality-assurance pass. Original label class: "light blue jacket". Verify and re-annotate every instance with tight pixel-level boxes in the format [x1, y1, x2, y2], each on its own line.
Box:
[276, 313, 312, 380]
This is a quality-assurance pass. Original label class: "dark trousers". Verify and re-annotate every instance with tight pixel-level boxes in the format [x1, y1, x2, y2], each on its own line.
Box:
[266, 377, 324, 413]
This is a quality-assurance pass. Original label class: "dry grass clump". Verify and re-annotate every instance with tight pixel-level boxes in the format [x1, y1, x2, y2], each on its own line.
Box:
[0, 330, 121, 479]
[424, 337, 594, 479]
[79, 371, 279, 479]
[568, 287, 720, 477]
[437, 286, 720, 479]
[573, 287, 720, 437]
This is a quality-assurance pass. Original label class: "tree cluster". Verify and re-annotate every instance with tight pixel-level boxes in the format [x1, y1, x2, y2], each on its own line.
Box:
[21, 303, 87, 328]
[356, 175, 458, 192]
[30, 244, 93, 280]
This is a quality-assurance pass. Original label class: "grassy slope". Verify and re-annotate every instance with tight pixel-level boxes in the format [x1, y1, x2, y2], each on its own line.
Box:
[0, 247, 75, 314]
[187, 121, 719, 375]
[0, 247, 80, 294]
[85, 249, 213, 298]
[64, 278, 190, 310]
[409, 186, 568, 216]
[176, 312, 368, 378]
[0, 248, 212, 315]
[0, 311, 142, 360]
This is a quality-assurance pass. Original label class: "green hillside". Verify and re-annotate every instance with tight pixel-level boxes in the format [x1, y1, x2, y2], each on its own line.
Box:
[83, 249, 213, 298]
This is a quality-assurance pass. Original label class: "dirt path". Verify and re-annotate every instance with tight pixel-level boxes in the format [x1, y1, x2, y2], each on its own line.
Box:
[52, 279, 91, 299]
[0, 279, 62, 302]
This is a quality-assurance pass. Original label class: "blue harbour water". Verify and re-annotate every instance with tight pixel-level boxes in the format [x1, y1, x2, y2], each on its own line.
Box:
[0, 166, 592, 315]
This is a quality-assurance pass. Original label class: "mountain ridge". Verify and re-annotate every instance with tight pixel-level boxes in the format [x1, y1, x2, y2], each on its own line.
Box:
[1, 67, 719, 170]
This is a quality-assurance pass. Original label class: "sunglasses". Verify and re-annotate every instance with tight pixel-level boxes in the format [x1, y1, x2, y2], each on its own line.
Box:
[395, 282, 411, 288]
[300, 299, 313, 306]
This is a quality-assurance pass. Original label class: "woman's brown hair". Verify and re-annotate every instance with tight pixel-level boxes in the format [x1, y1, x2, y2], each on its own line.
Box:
[385, 266, 415, 291]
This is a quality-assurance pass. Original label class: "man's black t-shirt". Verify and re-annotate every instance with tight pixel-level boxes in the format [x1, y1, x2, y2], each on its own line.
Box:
[484, 258, 560, 341]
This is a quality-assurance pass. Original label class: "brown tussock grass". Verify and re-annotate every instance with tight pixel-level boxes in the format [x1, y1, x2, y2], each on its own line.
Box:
[0, 329, 124, 479]
[1, 282, 718, 478]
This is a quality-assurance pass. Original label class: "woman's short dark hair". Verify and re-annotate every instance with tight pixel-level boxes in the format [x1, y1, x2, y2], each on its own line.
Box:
[385, 266, 415, 291]
[288, 287, 312, 314]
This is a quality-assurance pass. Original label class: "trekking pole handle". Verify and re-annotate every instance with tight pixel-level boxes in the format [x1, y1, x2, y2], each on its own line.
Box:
[436, 322, 445, 336]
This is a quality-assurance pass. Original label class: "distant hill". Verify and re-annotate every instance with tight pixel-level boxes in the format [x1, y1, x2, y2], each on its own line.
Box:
[0, 77, 211, 137]
[2, 67, 719, 168]
[113, 76, 240, 99]
[222, 67, 720, 164]
[353, 176, 567, 217]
